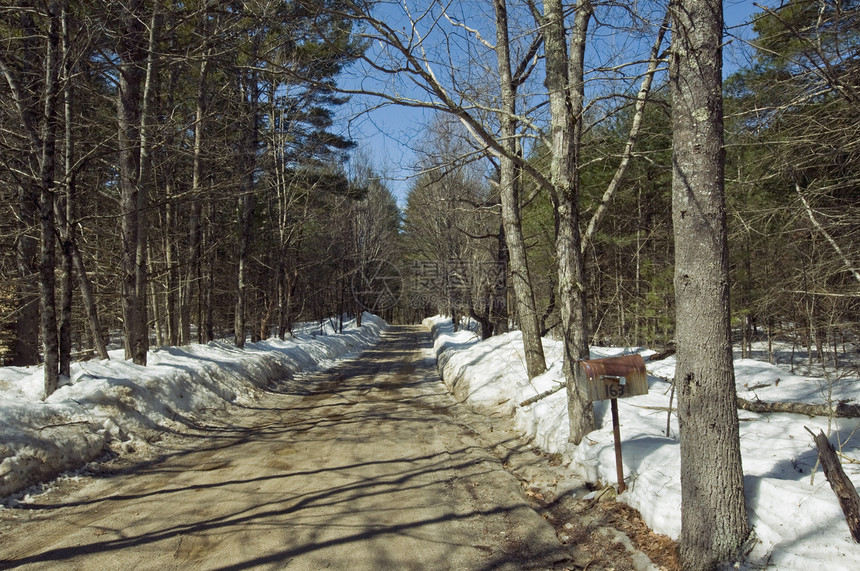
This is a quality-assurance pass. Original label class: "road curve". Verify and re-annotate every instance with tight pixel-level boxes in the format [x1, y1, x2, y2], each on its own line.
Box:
[0, 325, 581, 570]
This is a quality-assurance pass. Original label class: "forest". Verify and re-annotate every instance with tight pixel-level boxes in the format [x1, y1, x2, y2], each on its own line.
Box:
[2, 0, 856, 383]
[1, 1, 858, 568]
[0, 0, 399, 387]
[397, 0, 859, 359]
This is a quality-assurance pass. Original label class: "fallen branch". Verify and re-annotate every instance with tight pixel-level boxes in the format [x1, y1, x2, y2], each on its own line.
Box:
[737, 397, 860, 418]
[805, 427, 860, 542]
[647, 347, 676, 362]
[628, 404, 675, 413]
[38, 420, 92, 430]
[519, 383, 565, 407]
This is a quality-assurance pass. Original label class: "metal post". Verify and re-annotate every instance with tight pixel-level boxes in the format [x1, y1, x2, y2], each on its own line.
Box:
[610, 397, 626, 494]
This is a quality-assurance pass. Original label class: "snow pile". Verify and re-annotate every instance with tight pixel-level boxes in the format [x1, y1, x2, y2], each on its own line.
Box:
[0, 314, 386, 498]
[425, 315, 860, 570]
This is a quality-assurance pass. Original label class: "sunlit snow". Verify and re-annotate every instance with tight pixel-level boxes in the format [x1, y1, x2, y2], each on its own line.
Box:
[425, 316, 860, 571]
[0, 315, 385, 499]
[2, 313, 858, 569]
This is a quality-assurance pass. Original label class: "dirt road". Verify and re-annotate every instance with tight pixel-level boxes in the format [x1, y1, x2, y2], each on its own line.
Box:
[0, 326, 662, 570]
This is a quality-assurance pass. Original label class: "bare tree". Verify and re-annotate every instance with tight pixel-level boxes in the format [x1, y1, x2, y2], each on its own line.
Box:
[493, 0, 545, 377]
[330, 1, 668, 436]
[532, 0, 595, 443]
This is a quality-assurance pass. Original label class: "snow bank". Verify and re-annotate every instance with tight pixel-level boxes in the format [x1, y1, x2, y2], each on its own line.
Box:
[424, 315, 860, 570]
[0, 314, 386, 498]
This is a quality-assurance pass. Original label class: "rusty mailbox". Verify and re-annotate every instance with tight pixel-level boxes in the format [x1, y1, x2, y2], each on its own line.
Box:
[577, 354, 648, 402]
[576, 353, 648, 494]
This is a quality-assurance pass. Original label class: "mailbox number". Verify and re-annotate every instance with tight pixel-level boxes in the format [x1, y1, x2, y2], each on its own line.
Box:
[605, 382, 626, 398]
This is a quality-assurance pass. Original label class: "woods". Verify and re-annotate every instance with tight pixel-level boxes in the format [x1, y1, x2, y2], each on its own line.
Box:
[1, 1, 858, 568]
[1, 0, 387, 379]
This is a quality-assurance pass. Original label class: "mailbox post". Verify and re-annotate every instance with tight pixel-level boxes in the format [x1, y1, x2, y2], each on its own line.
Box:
[576, 354, 648, 494]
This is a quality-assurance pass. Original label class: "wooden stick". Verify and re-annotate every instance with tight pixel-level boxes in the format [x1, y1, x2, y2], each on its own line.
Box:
[739, 397, 860, 418]
[611, 398, 626, 494]
[806, 427, 860, 542]
[518, 383, 565, 407]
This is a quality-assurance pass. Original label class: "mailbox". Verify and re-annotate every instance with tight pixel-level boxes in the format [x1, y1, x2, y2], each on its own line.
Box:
[577, 354, 648, 402]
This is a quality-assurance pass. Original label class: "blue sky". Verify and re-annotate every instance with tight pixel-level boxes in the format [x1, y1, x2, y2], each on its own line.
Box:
[340, 1, 777, 207]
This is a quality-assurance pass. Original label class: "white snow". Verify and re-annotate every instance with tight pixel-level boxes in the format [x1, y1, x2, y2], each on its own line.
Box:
[2, 312, 859, 569]
[425, 315, 860, 570]
[0, 314, 386, 500]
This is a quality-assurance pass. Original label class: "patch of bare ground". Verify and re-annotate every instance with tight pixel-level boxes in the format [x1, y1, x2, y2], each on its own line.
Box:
[581, 496, 681, 571]
[504, 447, 681, 571]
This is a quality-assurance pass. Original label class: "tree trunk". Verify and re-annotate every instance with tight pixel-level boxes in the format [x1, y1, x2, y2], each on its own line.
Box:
[53, 3, 108, 362]
[808, 429, 860, 542]
[117, 0, 146, 364]
[164, 195, 179, 346]
[39, 1, 61, 396]
[181, 52, 210, 346]
[492, 224, 509, 335]
[541, 0, 594, 444]
[201, 197, 215, 344]
[69, 243, 108, 359]
[130, 7, 159, 364]
[737, 397, 860, 418]
[492, 0, 546, 379]
[146, 245, 162, 346]
[57, 0, 74, 378]
[670, 0, 750, 567]
[234, 62, 259, 348]
[58, 232, 72, 378]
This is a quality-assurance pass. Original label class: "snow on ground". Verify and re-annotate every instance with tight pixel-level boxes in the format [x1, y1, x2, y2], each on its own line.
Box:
[424, 315, 860, 570]
[2, 312, 858, 569]
[0, 314, 386, 499]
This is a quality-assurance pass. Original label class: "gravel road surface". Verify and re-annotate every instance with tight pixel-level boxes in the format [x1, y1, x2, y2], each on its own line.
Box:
[0, 326, 662, 570]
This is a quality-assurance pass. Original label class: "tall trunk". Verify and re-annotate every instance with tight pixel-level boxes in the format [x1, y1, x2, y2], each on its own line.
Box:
[54, 4, 107, 361]
[492, 0, 546, 379]
[201, 196, 215, 344]
[235, 169, 256, 349]
[146, 244, 163, 346]
[541, 0, 594, 444]
[117, 0, 145, 363]
[635, 185, 642, 344]
[131, 7, 159, 364]
[58, 225, 72, 378]
[234, 62, 259, 349]
[276, 255, 287, 339]
[164, 193, 179, 345]
[282, 271, 298, 337]
[670, 0, 750, 567]
[69, 244, 107, 359]
[39, 1, 61, 396]
[57, 0, 73, 378]
[113, 2, 158, 364]
[182, 52, 210, 345]
[493, 223, 509, 335]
